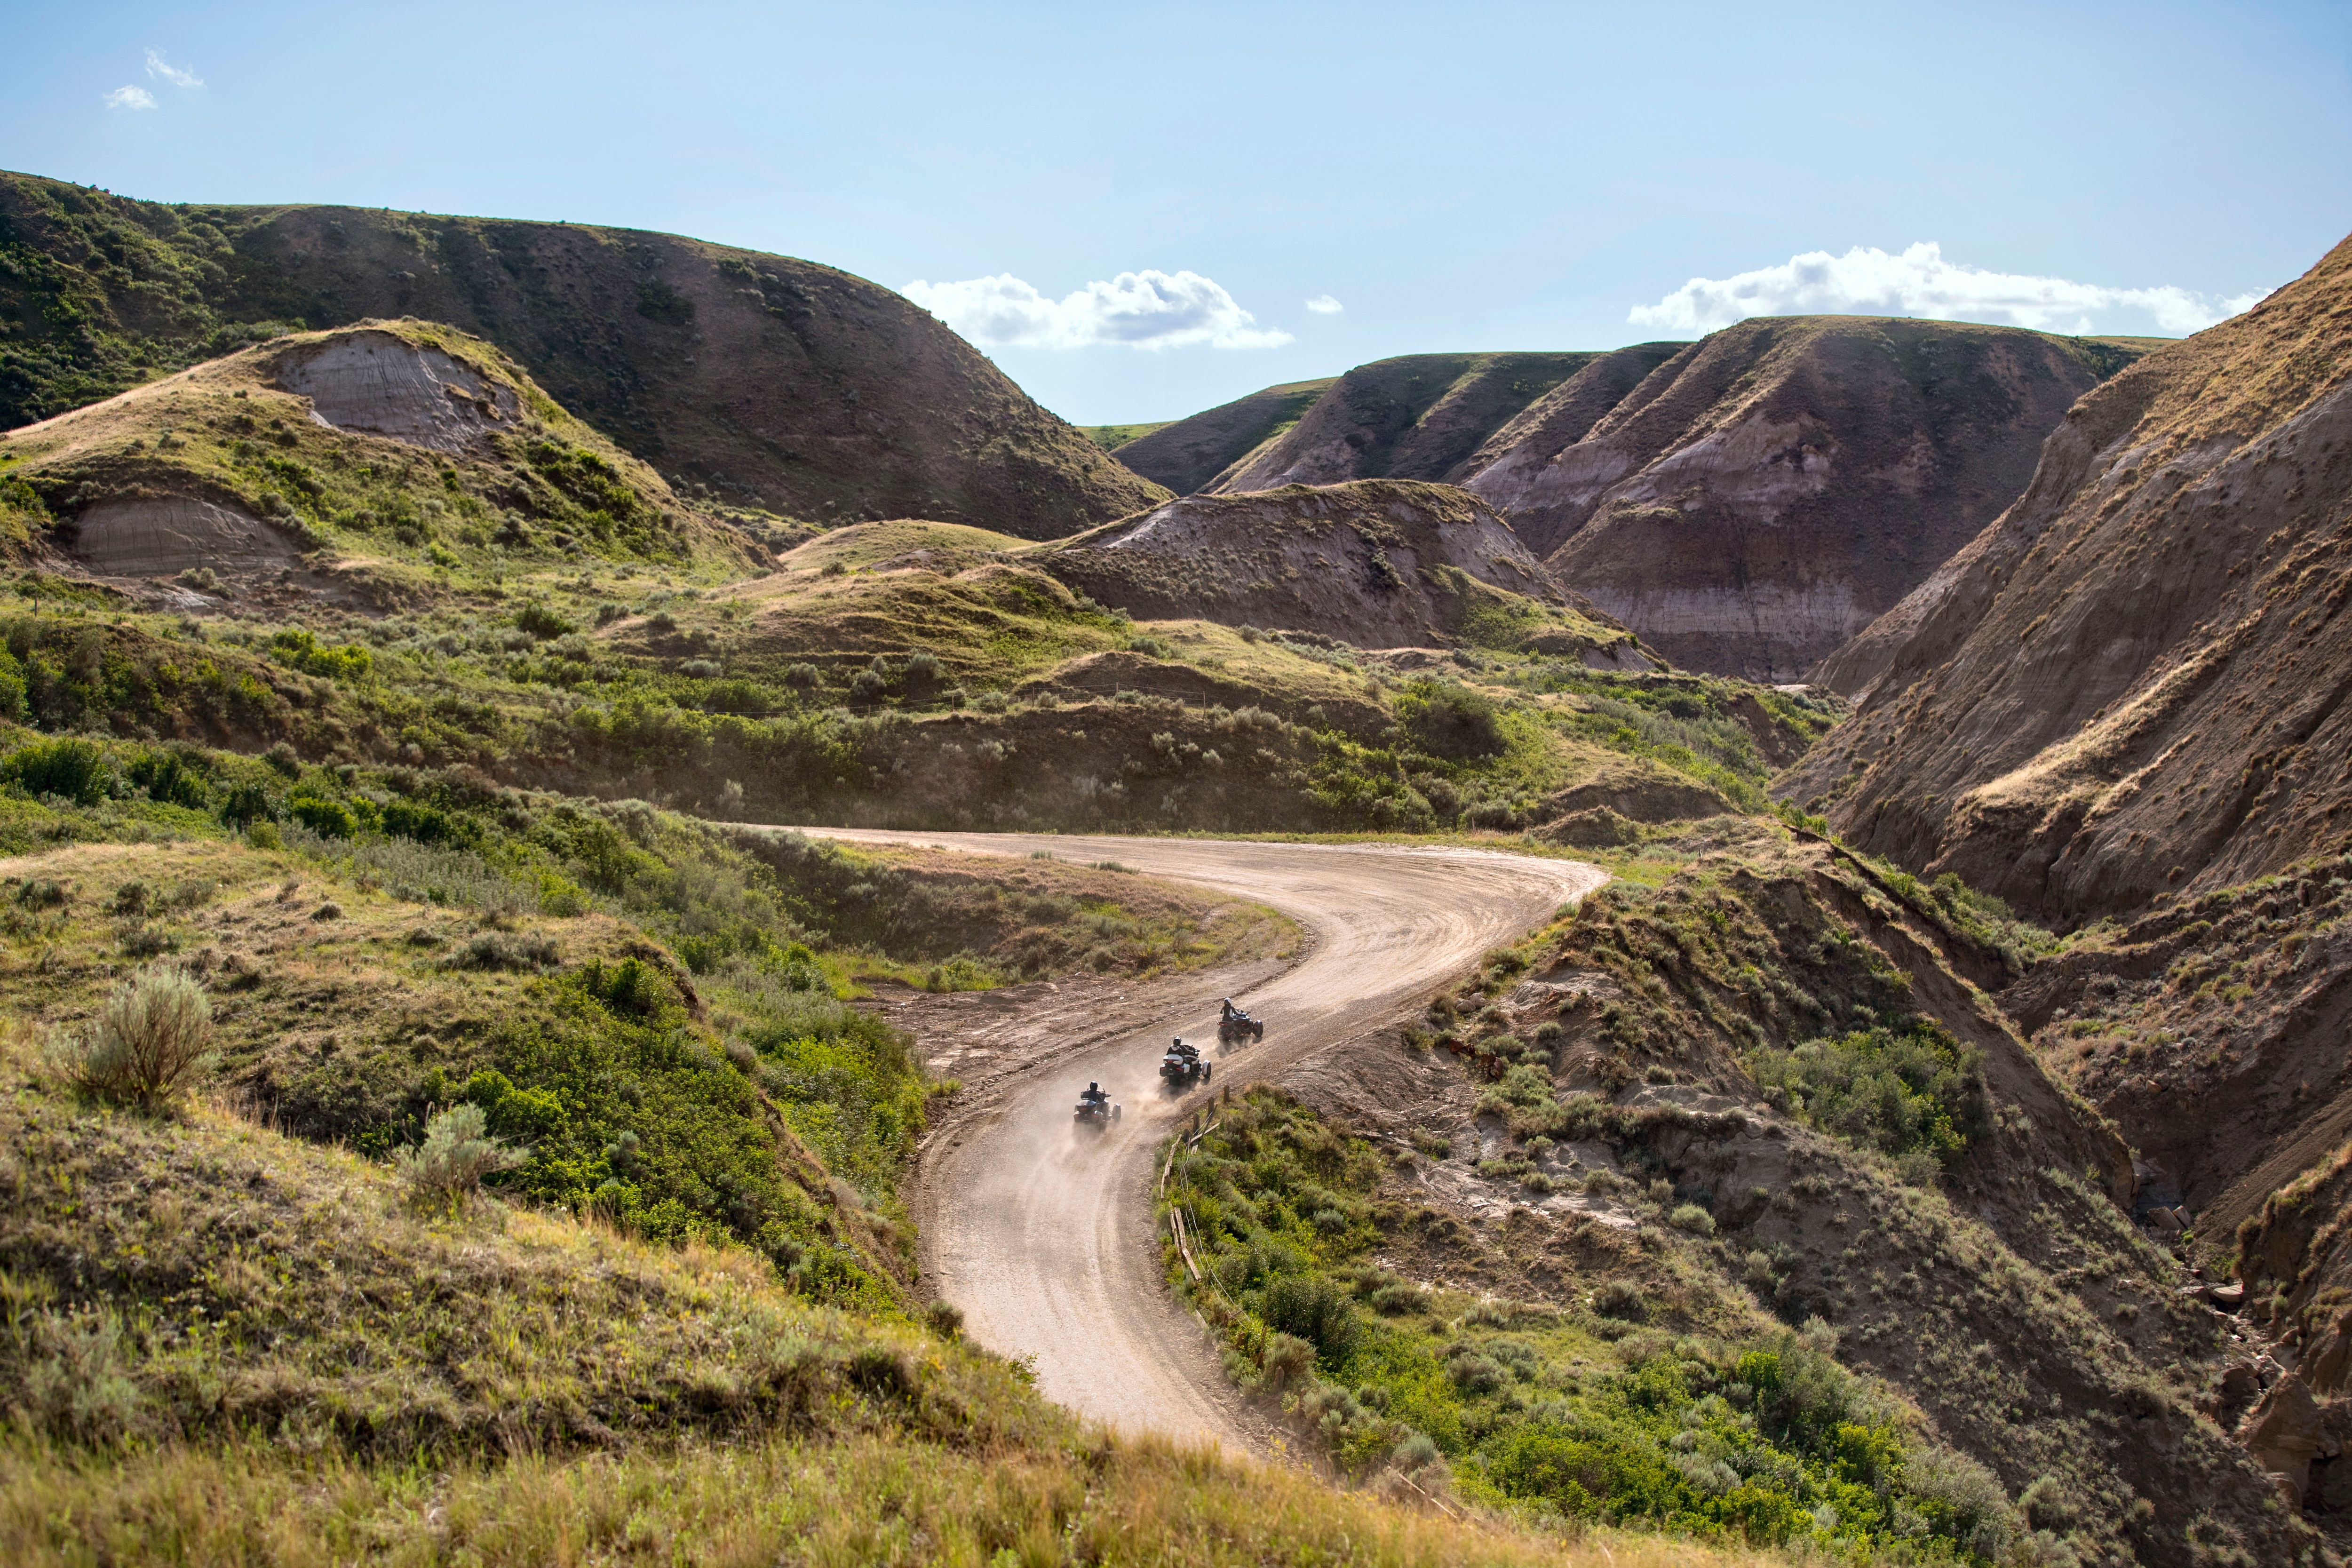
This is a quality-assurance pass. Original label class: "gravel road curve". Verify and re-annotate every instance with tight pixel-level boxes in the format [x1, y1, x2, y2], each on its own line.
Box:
[778, 829, 1605, 1450]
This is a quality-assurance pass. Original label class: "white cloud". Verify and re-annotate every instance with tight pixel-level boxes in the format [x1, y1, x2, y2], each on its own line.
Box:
[901, 270, 1292, 350]
[144, 49, 202, 88]
[103, 85, 158, 111]
[1629, 242, 2266, 338]
[1304, 294, 1344, 314]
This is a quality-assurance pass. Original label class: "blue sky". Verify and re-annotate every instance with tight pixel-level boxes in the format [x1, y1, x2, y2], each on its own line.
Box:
[6, 0, 2348, 424]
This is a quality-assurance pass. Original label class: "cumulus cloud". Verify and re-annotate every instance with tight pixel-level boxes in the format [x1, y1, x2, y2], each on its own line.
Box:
[144, 49, 202, 88]
[1629, 242, 2266, 337]
[103, 85, 158, 111]
[901, 270, 1292, 350]
[1304, 294, 1344, 314]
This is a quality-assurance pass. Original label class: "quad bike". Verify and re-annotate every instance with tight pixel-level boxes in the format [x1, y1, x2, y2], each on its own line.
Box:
[1160, 1037, 1212, 1090]
[1216, 1000, 1265, 1046]
[1074, 1082, 1121, 1129]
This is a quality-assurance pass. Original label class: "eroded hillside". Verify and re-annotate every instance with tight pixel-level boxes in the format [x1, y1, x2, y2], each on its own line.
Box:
[1500, 319, 2152, 680]
[0, 170, 1164, 535]
[1784, 234, 2352, 923]
[1039, 479, 1639, 657]
[1152, 823, 2314, 1565]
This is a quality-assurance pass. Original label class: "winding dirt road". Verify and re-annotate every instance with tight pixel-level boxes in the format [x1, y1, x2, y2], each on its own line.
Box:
[785, 830, 1604, 1450]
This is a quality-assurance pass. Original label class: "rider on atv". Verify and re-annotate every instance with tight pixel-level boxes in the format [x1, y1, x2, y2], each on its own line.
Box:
[1075, 1081, 1120, 1125]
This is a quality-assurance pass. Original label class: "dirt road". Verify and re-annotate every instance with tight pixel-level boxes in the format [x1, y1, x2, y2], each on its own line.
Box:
[783, 829, 1605, 1449]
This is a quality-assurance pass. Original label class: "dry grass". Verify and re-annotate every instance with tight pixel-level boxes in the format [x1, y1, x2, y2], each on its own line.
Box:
[0, 1428, 1785, 1568]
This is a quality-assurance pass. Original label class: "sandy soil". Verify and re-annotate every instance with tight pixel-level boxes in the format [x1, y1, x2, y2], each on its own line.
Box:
[780, 828, 1604, 1451]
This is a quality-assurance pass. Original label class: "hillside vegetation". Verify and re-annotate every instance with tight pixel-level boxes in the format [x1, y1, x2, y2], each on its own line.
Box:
[0, 995, 1769, 1568]
[1156, 825, 2318, 1565]
[0, 168, 1165, 535]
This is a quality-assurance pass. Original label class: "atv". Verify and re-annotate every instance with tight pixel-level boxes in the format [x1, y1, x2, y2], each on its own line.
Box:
[1160, 1036, 1212, 1090]
[1216, 1000, 1264, 1045]
[1074, 1082, 1120, 1129]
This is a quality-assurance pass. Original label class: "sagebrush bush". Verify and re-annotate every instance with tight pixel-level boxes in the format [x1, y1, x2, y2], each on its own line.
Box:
[394, 1103, 525, 1203]
[55, 963, 213, 1109]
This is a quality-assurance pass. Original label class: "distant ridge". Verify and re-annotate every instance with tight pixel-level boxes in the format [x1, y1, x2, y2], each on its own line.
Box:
[1106, 377, 1335, 494]
[1209, 353, 1597, 492]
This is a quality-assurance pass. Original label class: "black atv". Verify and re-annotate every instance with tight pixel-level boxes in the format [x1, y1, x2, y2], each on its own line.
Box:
[1160, 1038, 1212, 1090]
[1074, 1082, 1121, 1129]
[1216, 1001, 1265, 1046]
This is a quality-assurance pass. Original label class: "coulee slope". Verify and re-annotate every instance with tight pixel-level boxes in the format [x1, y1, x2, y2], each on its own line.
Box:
[1779, 229, 2352, 1532]
[0, 168, 1165, 537]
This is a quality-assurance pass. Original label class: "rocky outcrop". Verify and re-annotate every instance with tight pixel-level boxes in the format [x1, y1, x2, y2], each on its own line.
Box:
[1038, 479, 1639, 654]
[67, 494, 297, 579]
[1482, 318, 2149, 680]
[1210, 353, 1599, 493]
[1782, 233, 2352, 923]
[277, 330, 518, 454]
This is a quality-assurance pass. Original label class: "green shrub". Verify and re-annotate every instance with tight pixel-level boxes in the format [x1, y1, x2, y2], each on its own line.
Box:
[1395, 679, 1506, 760]
[1260, 1274, 1360, 1365]
[288, 795, 360, 838]
[394, 1103, 526, 1204]
[52, 963, 213, 1109]
[1668, 1202, 1717, 1236]
[1749, 1019, 1986, 1167]
[2, 737, 108, 804]
[515, 602, 577, 639]
[269, 628, 372, 681]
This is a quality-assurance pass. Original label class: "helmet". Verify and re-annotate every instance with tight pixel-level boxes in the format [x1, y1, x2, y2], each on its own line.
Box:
[1173, 1036, 1184, 1046]
[1088, 1082, 1099, 1093]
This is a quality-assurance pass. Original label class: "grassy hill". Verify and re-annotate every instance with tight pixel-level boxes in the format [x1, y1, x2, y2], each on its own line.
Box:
[0, 169, 1166, 537]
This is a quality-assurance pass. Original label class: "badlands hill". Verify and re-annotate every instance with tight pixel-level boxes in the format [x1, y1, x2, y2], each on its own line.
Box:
[1103, 376, 1335, 494]
[0, 169, 1162, 537]
[1783, 236, 2350, 924]
[1778, 235, 2352, 1512]
[1210, 353, 1598, 493]
[1036, 478, 1645, 659]
[1481, 319, 2155, 679]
